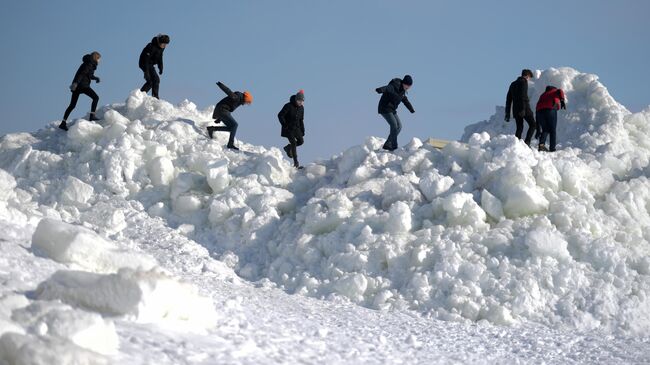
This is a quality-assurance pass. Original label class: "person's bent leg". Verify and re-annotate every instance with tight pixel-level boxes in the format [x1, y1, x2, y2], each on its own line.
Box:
[220, 113, 239, 147]
[288, 135, 299, 166]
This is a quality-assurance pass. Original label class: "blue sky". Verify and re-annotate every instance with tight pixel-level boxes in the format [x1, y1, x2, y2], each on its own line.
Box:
[1, 0, 648, 163]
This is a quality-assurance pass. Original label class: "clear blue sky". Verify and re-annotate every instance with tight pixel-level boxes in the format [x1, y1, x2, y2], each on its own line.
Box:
[1, 0, 648, 163]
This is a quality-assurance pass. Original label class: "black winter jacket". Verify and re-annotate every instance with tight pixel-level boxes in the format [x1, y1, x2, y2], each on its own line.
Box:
[376, 78, 414, 114]
[278, 95, 305, 138]
[71, 54, 99, 89]
[213, 82, 245, 118]
[505, 76, 531, 118]
[139, 37, 165, 72]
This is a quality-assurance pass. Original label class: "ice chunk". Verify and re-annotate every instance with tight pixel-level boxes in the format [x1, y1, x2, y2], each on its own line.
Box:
[35, 268, 219, 332]
[147, 156, 175, 186]
[32, 218, 156, 273]
[60, 176, 94, 208]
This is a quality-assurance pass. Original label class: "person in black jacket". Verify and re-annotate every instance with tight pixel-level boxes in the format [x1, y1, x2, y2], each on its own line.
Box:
[59, 52, 102, 131]
[505, 69, 536, 145]
[376, 75, 415, 151]
[207, 81, 253, 150]
[139, 34, 170, 99]
[278, 90, 305, 169]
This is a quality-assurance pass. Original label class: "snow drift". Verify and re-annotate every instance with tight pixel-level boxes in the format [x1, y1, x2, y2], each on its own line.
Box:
[0, 67, 649, 347]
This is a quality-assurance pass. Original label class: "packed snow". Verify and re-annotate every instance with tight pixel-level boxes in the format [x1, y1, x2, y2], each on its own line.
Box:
[0, 67, 649, 363]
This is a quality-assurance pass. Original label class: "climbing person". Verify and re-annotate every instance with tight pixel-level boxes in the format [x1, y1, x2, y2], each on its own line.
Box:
[59, 51, 102, 131]
[505, 69, 536, 145]
[139, 34, 170, 99]
[207, 81, 253, 150]
[278, 90, 306, 169]
[535, 85, 566, 152]
[376, 75, 415, 151]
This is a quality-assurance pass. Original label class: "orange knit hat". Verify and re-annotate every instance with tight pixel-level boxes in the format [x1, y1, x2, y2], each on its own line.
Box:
[243, 91, 253, 104]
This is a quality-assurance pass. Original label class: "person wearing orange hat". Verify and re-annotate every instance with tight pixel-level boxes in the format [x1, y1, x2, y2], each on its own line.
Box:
[278, 90, 305, 169]
[207, 81, 252, 150]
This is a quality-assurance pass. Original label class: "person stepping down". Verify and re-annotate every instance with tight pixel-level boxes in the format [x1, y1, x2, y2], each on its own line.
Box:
[278, 90, 306, 169]
[207, 81, 252, 150]
[60, 52, 102, 131]
[535, 85, 566, 152]
[376, 75, 415, 151]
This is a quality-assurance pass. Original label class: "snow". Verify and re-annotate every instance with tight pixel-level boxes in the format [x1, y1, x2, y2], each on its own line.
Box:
[0, 68, 649, 363]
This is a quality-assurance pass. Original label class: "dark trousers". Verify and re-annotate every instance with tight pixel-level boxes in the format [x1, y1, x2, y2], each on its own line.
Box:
[285, 135, 304, 166]
[381, 112, 402, 149]
[537, 108, 558, 151]
[212, 111, 238, 146]
[140, 65, 160, 99]
[514, 108, 536, 145]
[63, 87, 99, 121]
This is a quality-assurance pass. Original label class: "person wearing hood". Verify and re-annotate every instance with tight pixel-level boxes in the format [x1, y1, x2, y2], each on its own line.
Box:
[207, 81, 253, 150]
[139, 34, 170, 99]
[536, 85, 566, 152]
[505, 69, 537, 145]
[59, 51, 101, 131]
[278, 90, 306, 169]
[376, 75, 415, 151]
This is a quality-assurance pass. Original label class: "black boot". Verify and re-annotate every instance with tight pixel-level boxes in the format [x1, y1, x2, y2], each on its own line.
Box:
[58, 121, 68, 131]
[227, 144, 240, 151]
[89, 113, 99, 121]
[207, 126, 215, 139]
[538, 144, 548, 152]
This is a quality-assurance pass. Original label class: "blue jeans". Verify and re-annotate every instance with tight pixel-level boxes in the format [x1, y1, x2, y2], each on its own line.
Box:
[212, 111, 239, 147]
[381, 112, 402, 149]
[537, 109, 557, 151]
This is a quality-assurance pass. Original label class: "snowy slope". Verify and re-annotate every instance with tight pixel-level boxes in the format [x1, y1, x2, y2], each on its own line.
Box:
[0, 67, 649, 363]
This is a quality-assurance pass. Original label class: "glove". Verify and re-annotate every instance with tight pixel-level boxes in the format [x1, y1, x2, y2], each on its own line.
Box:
[158, 68, 163, 75]
[560, 100, 566, 110]
[409, 108, 415, 114]
[95, 77, 101, 83]
[70, 83, 77, 92]
[375, 88, 382, 94]
[504, 115, 510, 122]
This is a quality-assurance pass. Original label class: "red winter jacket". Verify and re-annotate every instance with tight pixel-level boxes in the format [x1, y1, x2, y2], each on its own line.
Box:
[536, 87, 565, 111]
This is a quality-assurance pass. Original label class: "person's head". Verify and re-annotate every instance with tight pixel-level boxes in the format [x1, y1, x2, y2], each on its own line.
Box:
[402, 74, 413, 90]
[243, 91, 253, 105]
[91, 51, 101, 63]
[521, 69, 534, 80]
[157, 34, 170, 48]
[545, 85, 556, 92]
[295, 90, 305, 106]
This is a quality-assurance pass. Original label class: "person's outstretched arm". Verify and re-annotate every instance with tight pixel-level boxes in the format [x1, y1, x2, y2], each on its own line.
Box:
[402, 96, 415, 113]
[216, 81, 234, 97]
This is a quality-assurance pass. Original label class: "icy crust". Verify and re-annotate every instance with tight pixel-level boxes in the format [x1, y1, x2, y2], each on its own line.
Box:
[0, 68, 648, 337]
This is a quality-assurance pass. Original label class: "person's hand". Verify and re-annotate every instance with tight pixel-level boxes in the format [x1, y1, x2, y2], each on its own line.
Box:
[70, 83, 77, 92]
[375, 88, 382, 94]
[505, 115, 510, 122]
[95, 77, 100, 83]
[560, 100, 566, 110]
[158, 68, 163, 75]
[409, 108, 415, 114]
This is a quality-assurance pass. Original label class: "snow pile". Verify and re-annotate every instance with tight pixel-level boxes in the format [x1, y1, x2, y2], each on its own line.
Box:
[0, 68, 649, 337]
[35, 268, 219, 332]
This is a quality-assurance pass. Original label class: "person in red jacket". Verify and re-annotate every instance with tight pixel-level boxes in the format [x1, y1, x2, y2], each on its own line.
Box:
[535, 86, 566, 152]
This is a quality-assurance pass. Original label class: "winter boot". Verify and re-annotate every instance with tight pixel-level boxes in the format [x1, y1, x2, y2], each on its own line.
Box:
[227, 144, 240, 151]
[538, 144, 548, 152]
[58, 121, 68, 131]
[207, 126, 215, 139]
[89, 113, 99, 122]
